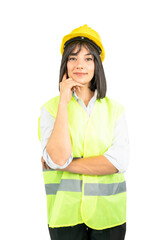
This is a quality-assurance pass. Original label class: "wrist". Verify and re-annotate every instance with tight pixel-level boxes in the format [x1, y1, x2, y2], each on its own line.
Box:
[59, 98, 68, 107]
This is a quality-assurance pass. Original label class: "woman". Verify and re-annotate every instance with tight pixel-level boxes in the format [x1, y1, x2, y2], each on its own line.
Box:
[38, 24, 129, 240]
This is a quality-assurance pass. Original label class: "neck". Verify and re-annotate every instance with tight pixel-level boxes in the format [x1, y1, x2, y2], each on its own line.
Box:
[75, 87, 95, 105]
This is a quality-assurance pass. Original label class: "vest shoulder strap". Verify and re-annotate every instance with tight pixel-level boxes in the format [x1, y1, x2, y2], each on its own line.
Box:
[42, 95, 60, 118]
[102, 96, 125, 120]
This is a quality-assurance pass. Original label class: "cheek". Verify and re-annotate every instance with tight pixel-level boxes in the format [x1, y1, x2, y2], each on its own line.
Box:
[89, 64, 95, 76]
[67, 62, 75, 70]
[67, 63, 71, 75]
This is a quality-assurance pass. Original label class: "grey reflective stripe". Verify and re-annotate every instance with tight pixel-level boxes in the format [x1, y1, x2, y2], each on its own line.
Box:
[45, 179, 126, 196]
[45, 183, 59, 195]
[45, 179, 82, 195]
[84, 181, 126, 196]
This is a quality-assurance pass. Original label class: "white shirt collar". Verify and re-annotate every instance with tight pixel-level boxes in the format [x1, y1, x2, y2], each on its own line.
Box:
[72, 89, 98, 102]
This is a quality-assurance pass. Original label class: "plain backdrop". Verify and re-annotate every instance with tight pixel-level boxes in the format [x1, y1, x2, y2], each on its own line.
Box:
[0, 0, 167, 239]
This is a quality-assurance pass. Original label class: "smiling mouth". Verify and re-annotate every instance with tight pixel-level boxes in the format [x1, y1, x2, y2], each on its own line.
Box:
[74, 73, 88, 76]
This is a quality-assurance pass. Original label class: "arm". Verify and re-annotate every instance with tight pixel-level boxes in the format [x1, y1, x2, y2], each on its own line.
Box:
[46, 100, 72, 166]
[103, 112, 129, 173]
[46, 75, 84, 166]
[59, 155, 118, 175]
[40, 106, 73, 169]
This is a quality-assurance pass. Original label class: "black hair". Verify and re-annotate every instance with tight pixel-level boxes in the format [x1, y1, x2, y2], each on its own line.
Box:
[59, 40, 107, 99]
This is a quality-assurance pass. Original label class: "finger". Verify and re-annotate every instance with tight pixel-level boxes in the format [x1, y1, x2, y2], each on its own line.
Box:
[45, 163, 50, 170]
[63, 78, 84, 86]
[71, 86, 76, 91]
[68, 80, 84, 87]
[42, 161, 47, 170]
[62, 73, 67, 82]
[72, 86, 80, 92]
[73, 82, 84, 87]
[76, 86, 81, 92]
[41, 157, 47, 170]
[43, 163, 46, 170]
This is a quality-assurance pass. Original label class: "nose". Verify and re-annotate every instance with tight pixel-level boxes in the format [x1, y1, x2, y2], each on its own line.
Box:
[76, 65, 83, 69]
[75, 58, 84, 69]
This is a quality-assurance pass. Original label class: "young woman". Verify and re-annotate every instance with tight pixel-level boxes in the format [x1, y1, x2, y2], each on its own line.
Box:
[38, 24, 129, 240]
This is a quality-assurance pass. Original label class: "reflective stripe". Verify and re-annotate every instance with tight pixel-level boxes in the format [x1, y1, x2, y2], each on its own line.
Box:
[45, 180, 126, 196]
[45, 183, 59, 195]
[84, 181, 126, 196]
[45, 179, 82, 195]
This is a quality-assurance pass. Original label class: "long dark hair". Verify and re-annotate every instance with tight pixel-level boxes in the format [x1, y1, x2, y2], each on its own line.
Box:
[59, 40, 107, 99]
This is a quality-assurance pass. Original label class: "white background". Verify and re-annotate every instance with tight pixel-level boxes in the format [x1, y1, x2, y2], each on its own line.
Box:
[0, 0, 167, 239]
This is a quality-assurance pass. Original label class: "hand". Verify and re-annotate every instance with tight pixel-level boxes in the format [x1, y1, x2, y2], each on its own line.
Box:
[41, 156, 51, 170]
[59, 73, 84, 104]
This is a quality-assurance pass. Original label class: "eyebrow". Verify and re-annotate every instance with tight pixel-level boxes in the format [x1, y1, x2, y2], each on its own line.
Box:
[85, 53, 93, 56]
[69, 53, 93, 57]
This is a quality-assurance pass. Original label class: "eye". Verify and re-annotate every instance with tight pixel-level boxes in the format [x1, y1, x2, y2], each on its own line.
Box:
[85, 57, 93, 61]
[68, 57, 77, 61]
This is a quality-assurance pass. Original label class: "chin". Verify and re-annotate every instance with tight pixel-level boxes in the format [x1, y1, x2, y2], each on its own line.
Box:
[73, 77, 86, 83]
[74, 75, 89, 80]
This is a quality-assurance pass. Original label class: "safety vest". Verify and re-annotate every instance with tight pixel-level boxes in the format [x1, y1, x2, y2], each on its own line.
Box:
[38, 95, 127, 229]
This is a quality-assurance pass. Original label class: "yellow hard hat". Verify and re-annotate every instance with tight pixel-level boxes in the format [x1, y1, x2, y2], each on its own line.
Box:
[60, 24, 105, 62]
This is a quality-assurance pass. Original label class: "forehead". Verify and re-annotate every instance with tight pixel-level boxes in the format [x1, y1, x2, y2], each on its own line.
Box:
[71, 44, 91, 54]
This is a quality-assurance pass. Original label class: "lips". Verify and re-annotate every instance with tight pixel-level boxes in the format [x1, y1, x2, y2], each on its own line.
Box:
[74, 72, 88, 76]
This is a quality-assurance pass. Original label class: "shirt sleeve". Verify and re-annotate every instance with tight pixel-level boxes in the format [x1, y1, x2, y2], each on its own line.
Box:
[104, 112, 130, 173]
[40, 106, 73, 169]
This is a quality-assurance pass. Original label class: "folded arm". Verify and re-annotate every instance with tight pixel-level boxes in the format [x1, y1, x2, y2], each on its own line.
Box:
[40, 107, 129, 175]
[41, 155, 118, 175]
[58, 155, 118, 175]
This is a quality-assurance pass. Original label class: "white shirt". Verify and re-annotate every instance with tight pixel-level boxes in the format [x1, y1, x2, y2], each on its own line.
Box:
[40, 90, 129, 173]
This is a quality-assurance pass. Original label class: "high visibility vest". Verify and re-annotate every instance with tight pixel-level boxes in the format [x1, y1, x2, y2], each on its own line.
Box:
[38, 95, 126, 229]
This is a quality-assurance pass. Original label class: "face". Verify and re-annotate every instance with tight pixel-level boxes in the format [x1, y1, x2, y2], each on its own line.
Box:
[67, 45, 95, 88]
